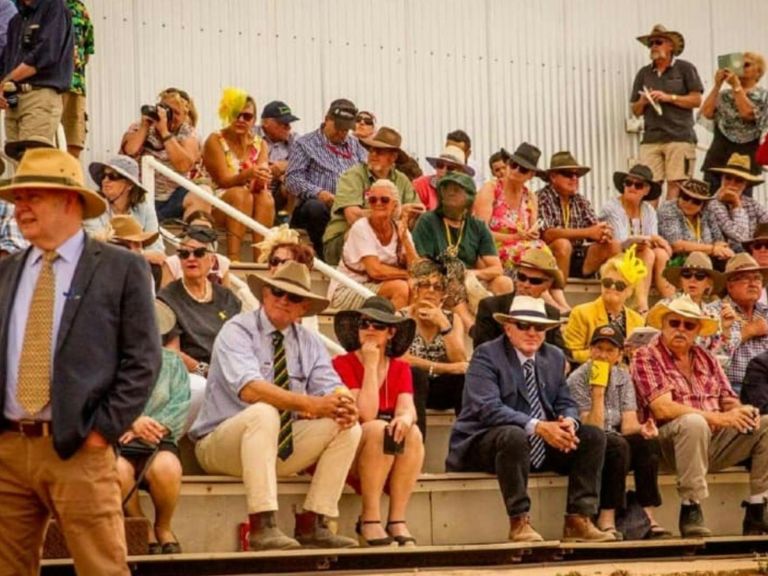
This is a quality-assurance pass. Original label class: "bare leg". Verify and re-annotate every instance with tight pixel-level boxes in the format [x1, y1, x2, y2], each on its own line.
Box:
[378, 279, 410, 309]
[355, 421, 396, 541]
[67, 146, 82, 158]
[666, 180, 681, 201]
[215, 186, 252, 261]
[583, 240, 621, 276]
[487, 275, 513, 295]
[144, 452, 183, 545]
[452, 301, 475, 336]
[546, 288, 571, 313]
[116, 457, 153, 543]
[597, 509, 616, 530]
[182, 192, 212, 219]
[251, 185, 276, 259]
[386, 425, 424, 539]
[653, 247, 675, 298]
[634, 245, 655, 312]
[548, 238, 573, 287]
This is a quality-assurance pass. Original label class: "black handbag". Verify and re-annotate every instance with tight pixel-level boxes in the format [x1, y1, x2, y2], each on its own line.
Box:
[615, 490, 652, 540]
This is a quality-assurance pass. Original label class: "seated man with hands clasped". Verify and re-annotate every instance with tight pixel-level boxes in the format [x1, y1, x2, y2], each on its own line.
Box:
[446, 296, 614, 543]
[632, 295, 768, 537]
[188, 261, 362, 551]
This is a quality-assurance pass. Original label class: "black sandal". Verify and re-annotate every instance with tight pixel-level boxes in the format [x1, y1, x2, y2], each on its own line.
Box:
[386, 520, 417, 547]
[355, 518, 394, 547]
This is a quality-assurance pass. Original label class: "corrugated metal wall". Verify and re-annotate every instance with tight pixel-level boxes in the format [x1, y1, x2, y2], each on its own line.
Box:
[84, 0, 768, 206]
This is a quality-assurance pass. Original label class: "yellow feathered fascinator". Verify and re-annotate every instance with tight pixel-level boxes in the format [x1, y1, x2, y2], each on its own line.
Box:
[218, 87, 248, 126]
[616, 244, 648, 286]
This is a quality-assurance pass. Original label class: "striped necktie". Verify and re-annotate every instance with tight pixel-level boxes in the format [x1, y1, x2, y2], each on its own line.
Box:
[272, 331, 293, 460]
[16, 251, 58, 415]
[523, 359, 547, 469]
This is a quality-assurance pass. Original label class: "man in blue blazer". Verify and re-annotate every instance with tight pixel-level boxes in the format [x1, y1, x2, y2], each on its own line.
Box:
[0, 149, 161, 576]
[447, 296, 612, 542]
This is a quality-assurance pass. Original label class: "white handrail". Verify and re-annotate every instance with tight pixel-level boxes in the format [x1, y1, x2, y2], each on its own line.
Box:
[141, 156, 375, 300]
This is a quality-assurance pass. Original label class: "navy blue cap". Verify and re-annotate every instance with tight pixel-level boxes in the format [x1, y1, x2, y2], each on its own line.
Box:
[261, 101, 299, 123]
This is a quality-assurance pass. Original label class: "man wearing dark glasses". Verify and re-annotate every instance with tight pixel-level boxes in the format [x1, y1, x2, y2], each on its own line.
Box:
[633, 295, 768, 537]
[447, 296, 613, 543]
[631, 24, 703, 201]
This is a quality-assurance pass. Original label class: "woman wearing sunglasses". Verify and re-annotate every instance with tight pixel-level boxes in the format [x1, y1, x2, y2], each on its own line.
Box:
[564, 249, 648, 364]
[158, 226, 242, 377]
[87, 155, 166, 265]
[333, 296, 423, 547]
[705, 153, 768, 251]
[658, 179, 733, 268]
[399, 260, 467, 439]
[599, 164, 675, 313]
[202, 87, 274, 261]
[328, 179, 419, 310]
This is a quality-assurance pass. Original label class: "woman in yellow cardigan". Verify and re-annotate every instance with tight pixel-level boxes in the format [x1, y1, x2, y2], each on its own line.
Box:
[564, 248, 647, 364]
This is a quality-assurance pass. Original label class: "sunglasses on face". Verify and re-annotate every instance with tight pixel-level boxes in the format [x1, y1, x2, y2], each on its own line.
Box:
[680, 269, 709, 281]
[416, 279, 445, 291]
[624, 179, 647, 191]
[269, 256, 290, 268]
[679, 192, 704, 207]
[178, 247, 208, 259]
[744, 62, 754, 69]
[516, 271, 549, 286]
[601, 278, 628, 291]
[751, 241, 768, 251]
[723, 174, 747, 185]
[269, 285, 305, 304]
[103, 171, 126, 182]
[557, 171, 581, 180]
[434, 161, 459, 172]
[368, 196, 391, 205]
[650, 39, 666, 47]
[729, 273, 764, 285]
[237, 111, 255, 122]
[508, 161, 532, 175]
[512, 321, 548, 333]
[356, 116, 374, 126]
[359, 317, 389, 331]
[667, 318, 699, 331]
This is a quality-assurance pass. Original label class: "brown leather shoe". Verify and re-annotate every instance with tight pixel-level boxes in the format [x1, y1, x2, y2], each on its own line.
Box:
[562, 514, 616, 542]
[248, 512, 301, 551]
[294, 511, 357, 548]
[508, 514, 544, 542]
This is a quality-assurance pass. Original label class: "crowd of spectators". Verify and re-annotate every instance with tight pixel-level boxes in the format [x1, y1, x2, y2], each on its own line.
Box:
[6, 8, 768, 571]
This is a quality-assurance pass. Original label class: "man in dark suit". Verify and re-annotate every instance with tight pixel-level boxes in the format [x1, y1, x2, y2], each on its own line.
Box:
[447, 296, 611, 543]
[473, 248, 567, 350]
[0, 149, 161, 576]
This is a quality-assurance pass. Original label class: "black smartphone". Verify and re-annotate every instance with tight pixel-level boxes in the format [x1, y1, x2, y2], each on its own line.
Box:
[383, 426, 405, 455]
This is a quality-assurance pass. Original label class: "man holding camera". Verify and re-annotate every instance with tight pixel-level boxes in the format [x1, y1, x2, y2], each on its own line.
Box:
[0, 0, 74, 159]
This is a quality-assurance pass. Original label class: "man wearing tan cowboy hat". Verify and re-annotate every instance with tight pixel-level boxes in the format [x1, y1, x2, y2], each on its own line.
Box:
[743, 223, 768, 305]
[537, 151, 621, 284]
[413, 143, 475, 211]
[448, 295, 613, 543]
[633, 294, 768, 537]
[322, 126, 423, 265]
[189, 261, 362, 551]
[631, 24, 704, 201]
[706, 153, 768, 251]
[721, 253, 768, 392]
[474, 247, 567, 350]
[0, 148, 162, 574]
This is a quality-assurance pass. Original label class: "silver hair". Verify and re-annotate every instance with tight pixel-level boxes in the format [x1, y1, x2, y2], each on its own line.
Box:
[369, 179, 398, 195]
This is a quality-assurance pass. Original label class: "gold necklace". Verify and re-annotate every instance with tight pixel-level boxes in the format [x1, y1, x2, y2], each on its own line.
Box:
[443, 218, 466, 258]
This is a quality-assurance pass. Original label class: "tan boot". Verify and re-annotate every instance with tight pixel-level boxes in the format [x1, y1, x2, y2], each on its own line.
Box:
[562, 514, 616, 542]
[508, 514, 544, 542]
[248, 512, 301, 551]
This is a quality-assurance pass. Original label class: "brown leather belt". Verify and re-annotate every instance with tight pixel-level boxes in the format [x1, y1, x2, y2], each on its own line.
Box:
[2, 419, 52, 437]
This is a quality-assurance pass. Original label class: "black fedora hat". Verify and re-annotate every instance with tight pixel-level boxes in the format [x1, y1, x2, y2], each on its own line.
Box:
[613, 164, 662, 201]
[334, 296, 416, 357]
[500, 142, 541, 173]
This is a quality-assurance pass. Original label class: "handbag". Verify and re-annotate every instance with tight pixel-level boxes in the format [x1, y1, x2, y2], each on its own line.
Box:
[615, 490, 652, 540]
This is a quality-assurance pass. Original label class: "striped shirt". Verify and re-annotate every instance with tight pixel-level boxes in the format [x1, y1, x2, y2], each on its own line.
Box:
[707, 197, 768, 252]
[285, 126, 367, 202]
[722, 297, 768, 392]
[0, 200, 27, 254]
[631, 335, 736, 422]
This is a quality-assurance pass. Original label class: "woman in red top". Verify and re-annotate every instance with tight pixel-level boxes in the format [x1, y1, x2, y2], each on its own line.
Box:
[333, 297, 423, 547]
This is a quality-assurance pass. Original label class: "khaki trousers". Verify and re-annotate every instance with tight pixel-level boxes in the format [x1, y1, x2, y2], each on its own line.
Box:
[195, 403, 361, 517]
[0, 432, 128, 576]
[658, 413, 768, 502]
[4, 87, 63, 146]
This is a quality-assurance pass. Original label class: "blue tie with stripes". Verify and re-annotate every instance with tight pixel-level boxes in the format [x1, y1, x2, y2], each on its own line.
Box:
[272, 331, 293, 460]
[523, 360, 547, 469]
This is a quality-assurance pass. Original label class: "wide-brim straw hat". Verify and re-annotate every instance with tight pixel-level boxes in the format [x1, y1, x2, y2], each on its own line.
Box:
[492, 295, 564, 330]
[334, 296, 416, 357]
[247, 261, 329, 317]
[678, 178, 714, 202]
[743, 222, 768, 252]
[662, 251, 724, 294]
[545, 151, 591, 177]
[154, 300, 177, 336]
[723, 253, 768, 285]
[0, 148, 107, 219]
[517, 248, 565, 289]
[706, 153, 764, 184]
[425, 144, 475, 177]
[636, 24, 685, 56]
[646, 295, 718, 337]
[613, 163, 662, 202]
[89, 155, 150, 198]
[109, 215, 159, 247]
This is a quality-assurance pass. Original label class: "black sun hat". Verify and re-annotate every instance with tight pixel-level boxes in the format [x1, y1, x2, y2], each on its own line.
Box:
[613, 164, 662, 202]
[334, 296, 416, 357]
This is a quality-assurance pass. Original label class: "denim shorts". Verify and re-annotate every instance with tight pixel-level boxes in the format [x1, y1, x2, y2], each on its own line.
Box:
[155, 185, 188, 221]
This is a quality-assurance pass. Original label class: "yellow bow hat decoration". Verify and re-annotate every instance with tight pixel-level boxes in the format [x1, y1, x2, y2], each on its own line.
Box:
[616, 244, 648, 286]
[218, 87, 248, 127]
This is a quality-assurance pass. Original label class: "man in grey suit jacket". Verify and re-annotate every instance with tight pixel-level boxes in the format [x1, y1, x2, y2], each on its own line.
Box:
[0, 149, 161, 576]
[447, 296, 612, 543]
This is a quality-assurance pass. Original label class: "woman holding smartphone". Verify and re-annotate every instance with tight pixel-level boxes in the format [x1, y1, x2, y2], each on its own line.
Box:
[332, 297, 424, 547]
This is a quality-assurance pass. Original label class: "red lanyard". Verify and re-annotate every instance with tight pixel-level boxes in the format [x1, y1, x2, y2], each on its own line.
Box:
[325, 143, 352, 159]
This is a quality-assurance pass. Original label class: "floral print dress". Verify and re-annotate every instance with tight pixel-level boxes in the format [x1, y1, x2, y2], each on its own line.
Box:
[488, 181, 546, 270]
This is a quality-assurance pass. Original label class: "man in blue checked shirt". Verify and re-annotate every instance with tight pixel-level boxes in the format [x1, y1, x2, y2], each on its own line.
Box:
[285, 98, 366, 259]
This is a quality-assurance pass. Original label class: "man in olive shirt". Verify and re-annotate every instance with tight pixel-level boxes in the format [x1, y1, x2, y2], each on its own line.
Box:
[322, 127, 422, 265]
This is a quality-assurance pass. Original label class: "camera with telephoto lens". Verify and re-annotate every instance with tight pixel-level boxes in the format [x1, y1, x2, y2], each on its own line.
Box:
[140, 103, 173, 126]
[3, 81, 18, 109]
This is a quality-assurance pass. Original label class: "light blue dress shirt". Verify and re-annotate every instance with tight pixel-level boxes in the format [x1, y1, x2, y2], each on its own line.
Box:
[188, 307, 342, 441]
[4, 230, 86, 420]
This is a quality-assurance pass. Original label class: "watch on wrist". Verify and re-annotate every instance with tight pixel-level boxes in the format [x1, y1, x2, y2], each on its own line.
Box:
[193, 361, 209, 376]
[671, 94, 678, 102]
